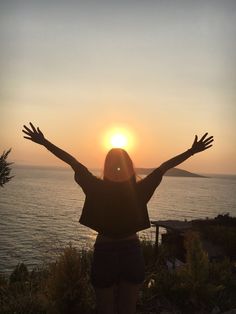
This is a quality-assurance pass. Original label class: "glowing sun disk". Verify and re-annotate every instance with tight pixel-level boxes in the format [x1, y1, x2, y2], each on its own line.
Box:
[110, 133, 127, 148]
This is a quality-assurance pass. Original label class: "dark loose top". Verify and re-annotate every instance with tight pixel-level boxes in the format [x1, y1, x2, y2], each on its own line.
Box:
[74, 166, 163, 238]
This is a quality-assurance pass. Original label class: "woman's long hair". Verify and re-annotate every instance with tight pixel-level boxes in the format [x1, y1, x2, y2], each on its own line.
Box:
[103, 148, 136, 184]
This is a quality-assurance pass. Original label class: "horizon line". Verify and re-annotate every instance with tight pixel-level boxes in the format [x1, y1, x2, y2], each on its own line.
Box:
[11, 163, 236, 177]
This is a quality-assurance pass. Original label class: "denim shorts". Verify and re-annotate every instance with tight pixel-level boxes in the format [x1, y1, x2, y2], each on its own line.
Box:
[91, 239, 145, 288]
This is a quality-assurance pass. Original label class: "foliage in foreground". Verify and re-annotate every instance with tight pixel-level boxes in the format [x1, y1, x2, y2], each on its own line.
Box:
[0, 234, 236, 314]
[141, 231, 236, 313]
[193, 213, 236, 260]
[0, 149, 14, 187]
[0, 244, 94, 314]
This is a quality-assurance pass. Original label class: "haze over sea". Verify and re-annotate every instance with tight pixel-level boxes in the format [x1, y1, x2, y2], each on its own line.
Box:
[0, 165, 236, 274]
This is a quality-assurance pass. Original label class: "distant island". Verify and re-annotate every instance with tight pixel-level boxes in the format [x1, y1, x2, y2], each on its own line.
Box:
[15, 164, 205, 177]
[136, 167, 205, 177]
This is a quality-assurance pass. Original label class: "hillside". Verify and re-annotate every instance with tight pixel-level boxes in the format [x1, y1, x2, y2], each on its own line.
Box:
[136, 167, 205, 177]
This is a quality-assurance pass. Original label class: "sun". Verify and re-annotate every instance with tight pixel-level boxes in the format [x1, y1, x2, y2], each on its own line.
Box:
[103, 126, 135, 151]
[110, 133, 127, 148]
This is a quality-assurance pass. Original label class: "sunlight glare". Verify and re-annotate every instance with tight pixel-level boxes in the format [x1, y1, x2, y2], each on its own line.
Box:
[111, 133, 127, 148]
[103, 127, 135, 152]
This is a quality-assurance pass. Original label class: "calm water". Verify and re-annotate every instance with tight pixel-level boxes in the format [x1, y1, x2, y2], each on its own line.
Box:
[0, 165, 236, 273]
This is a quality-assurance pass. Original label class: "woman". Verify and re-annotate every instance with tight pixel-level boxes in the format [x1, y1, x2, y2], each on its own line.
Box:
[22, 123, 213, 314]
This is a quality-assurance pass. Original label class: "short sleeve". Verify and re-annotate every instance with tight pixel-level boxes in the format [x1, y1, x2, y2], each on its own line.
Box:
[137, 167, 164, 204]
[74, 165, 99, 194]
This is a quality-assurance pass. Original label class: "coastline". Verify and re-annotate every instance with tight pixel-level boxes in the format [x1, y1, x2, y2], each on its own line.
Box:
[12, 163, 236, 178]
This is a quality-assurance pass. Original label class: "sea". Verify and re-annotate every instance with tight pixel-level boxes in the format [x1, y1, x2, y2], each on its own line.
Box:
[0, 165, 236, 274]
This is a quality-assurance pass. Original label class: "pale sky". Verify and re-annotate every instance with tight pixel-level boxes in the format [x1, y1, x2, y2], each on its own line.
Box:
[1, 0, 236, 174]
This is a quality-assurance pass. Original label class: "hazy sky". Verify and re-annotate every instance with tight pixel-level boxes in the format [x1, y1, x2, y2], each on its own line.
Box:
[1, 0, 236, 174]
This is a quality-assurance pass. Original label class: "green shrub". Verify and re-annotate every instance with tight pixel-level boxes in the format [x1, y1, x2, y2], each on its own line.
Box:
[193, 214, 236, 259]
[45, 243, 95, 314]
[9, 263, 29, 283]
[0, 264, 47, 314]
[140, 231, 235, 313]
[0, 246, 95, 314]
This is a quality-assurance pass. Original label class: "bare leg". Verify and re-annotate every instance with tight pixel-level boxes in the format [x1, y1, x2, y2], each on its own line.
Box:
[95, 285, 116, 314]
[117, 280, 141, 314]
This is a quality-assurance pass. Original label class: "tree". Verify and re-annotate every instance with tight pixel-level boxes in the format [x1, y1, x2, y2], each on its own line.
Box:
[0, 149, 14, 187]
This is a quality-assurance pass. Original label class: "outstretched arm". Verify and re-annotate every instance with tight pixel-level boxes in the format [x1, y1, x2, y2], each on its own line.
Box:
[159, 133, 214, 174]
[22, 122, 84, 171]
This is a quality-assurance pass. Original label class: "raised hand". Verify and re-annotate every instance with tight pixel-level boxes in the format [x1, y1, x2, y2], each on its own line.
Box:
[190, 133, 214, 154]
[22, 122, 46, 145]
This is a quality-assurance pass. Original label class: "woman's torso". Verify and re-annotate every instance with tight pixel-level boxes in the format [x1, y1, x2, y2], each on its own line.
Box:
[75, 167, 163, 238]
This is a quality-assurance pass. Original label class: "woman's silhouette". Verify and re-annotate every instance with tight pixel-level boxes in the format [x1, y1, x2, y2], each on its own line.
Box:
[22, 123, 213, 314]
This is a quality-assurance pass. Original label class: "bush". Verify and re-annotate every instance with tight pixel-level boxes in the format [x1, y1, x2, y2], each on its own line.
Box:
[0, 264, 47, 314]
[140, 231, 235, 313]
[193, 214, 236, 259]
[9, 263, 29, 283]
[45, 243, 95, 314]
[0, 246, 95, 314]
